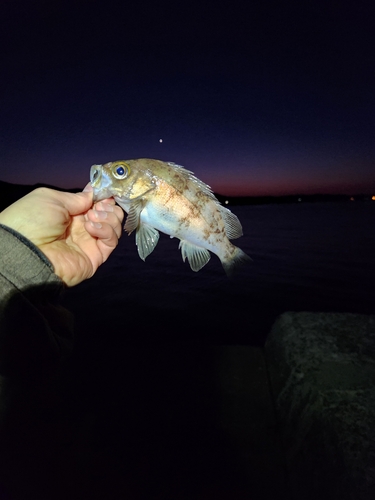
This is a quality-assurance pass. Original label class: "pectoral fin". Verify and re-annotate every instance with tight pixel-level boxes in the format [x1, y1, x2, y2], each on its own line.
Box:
[136, 224, 160, 261]
[124, 199, 144, 234]
[179, 240, 211, 272]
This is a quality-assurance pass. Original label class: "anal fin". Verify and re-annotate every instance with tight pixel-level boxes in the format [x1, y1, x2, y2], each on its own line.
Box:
[179, 240, 211, 272]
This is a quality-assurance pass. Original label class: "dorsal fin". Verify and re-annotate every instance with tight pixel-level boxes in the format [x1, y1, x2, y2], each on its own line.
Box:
[167, 162, 217, 201]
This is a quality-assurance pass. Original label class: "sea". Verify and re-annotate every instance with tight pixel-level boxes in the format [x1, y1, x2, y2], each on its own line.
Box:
[62, 200, 375, 347]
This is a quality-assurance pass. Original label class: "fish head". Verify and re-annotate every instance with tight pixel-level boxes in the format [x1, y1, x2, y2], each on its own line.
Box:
[90, 160, 156, 202]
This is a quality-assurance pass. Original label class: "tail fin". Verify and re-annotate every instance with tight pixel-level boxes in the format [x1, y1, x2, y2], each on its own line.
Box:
[221, 246, 252, 277]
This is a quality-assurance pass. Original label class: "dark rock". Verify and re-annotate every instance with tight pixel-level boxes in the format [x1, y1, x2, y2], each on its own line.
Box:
[265, 312, 375, 500]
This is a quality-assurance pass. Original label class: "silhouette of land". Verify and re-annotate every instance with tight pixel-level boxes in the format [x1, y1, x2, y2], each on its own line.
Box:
[0, 179, 373, 212]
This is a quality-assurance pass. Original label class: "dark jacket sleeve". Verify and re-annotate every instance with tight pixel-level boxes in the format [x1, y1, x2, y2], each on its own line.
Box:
[0, 224, 74, 379]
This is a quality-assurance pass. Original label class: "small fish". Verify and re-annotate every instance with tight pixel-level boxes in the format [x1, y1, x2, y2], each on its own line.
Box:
[90, 159, 251, 275]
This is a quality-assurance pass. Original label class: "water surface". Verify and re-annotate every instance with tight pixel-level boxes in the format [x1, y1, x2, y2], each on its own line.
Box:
[63, 201, 375, 346]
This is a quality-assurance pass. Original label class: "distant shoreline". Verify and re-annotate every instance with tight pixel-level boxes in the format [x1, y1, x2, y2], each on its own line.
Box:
[0, 179, 373, 211]
[215, 193, 375, 206]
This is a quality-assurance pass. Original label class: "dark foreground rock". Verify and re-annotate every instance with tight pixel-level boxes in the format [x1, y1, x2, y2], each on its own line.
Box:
[265, 312, 375, 500]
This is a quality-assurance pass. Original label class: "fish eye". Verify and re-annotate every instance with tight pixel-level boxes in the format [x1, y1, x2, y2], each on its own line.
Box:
[113, 164, 129, 179]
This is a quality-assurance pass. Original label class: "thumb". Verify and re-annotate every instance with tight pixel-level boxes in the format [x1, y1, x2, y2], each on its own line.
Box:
[55, 187, 93, 216]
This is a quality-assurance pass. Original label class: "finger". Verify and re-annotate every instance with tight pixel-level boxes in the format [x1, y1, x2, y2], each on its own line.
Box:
[94, 198, 116, 207]
[82, 183, 93, 193]
[84, 220, 119, 261]
[90, 203, 124, 226]
[93, 201, 115, 212]
[87, 208, 123, 238]
[93, 202, 124, 228]
[112, 205, 124, 226]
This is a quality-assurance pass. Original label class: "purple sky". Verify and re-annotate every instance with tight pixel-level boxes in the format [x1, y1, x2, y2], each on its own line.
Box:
[1, 0, 374, 196]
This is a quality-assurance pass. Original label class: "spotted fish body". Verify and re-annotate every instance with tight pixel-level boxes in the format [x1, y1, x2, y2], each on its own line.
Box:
[90, 158, 250, 275]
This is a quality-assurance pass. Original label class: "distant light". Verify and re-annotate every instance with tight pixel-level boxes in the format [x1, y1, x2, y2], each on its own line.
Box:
[350, 196, 355, 201]
[372, 196, 375, 201]
[225, 200, 229, 205]
[298, 197, 302, 202]
[159, 139, 163, 143]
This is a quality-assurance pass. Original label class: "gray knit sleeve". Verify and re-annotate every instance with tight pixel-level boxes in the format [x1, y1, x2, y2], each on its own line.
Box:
[0, 225, 74, 379]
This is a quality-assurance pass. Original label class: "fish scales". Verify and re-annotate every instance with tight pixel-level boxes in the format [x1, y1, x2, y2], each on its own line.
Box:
[143, 179, 226, 252]
[90, 158, 251, 275]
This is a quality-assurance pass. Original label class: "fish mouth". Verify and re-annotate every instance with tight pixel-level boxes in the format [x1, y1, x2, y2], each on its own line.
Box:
[90, 164, 103, 187]
[90, 163, 115, 202]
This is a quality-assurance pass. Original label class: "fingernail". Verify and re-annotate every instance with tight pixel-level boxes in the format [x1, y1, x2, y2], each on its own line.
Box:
[101, 202, 114, 212]
[83, 183, 93, 193]
[90, 221, 102, 228]
[94, 210, 108, 219]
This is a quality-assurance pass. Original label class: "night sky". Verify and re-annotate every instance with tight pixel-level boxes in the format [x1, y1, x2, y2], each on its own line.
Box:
[1, 0, 374, 196]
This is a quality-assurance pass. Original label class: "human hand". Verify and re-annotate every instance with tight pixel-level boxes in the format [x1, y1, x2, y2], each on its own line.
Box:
[0, 184, 124, 286]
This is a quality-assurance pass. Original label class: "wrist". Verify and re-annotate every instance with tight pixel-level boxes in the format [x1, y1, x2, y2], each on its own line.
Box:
[0, 224, 54, 270]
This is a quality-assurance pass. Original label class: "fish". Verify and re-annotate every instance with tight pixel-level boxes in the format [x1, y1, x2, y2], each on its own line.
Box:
[90, 158, 251, 275]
